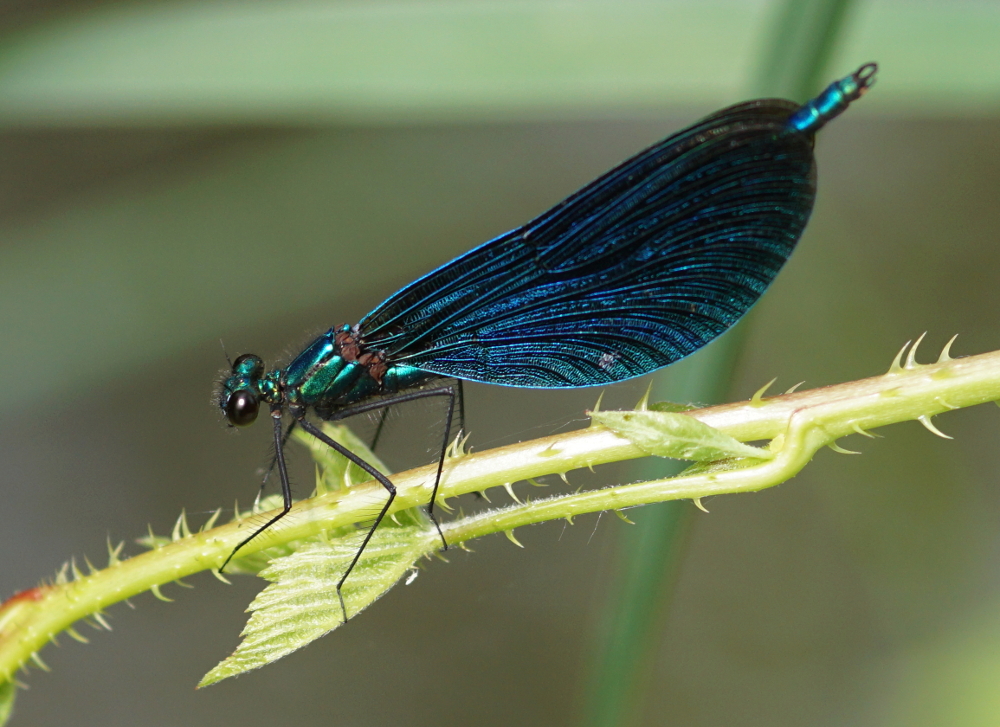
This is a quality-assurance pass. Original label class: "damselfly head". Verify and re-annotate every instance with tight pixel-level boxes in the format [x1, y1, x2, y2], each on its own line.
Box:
[218, 353, 264, 427]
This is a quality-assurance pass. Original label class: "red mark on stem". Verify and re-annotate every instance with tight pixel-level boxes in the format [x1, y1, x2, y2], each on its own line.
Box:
[0, 586, 48, 612]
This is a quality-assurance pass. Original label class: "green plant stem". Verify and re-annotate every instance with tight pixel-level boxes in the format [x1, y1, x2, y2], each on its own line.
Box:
[2, 343, 998, 684]
[755, 0, 858, 101]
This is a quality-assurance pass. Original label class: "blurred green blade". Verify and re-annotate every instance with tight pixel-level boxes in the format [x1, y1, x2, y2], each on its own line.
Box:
[0, 0, 767, 125]
[755, 0, 854, 100]
[830, 0, 1000, 112]
[0, 679, 14, 727]
[580, 0, 868, 724]
[0, 0, 998, 126]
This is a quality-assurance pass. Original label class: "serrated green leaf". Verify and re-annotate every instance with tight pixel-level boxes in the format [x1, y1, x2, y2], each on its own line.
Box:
[0, 679, 15, 727]
[591, 410, 772, 462]
[199, 524, 437, 687]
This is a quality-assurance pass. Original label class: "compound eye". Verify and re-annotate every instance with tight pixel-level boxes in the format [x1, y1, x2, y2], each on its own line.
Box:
[226, 390, 259, 427]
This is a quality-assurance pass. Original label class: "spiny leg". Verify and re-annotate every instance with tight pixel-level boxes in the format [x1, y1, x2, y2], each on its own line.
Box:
[456, 381, 486, 503]
[220, 408, 295, 573]
[220, 385, 464, 599]
[368, 383, 462, 453]
[369, 406, 391, 452]
[326, 385, 461, 552]
[456, 379, 466, 437]
[295, 417, 396, 622]
[257, 419, 298, 496]
[425, 384, 460, 548]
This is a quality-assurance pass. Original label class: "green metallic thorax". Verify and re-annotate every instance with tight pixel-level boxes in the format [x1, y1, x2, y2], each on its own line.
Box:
[224, 326, 433, 417]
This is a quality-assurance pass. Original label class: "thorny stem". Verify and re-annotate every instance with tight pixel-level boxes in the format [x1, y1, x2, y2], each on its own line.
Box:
[2, 340, 999, 686]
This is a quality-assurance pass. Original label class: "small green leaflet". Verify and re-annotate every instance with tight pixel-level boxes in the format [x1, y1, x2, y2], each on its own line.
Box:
[648, 401, 697, 413]
[199, 525, 438, 687]
[678, 457, 767, 478]
[293, 423, 389, 496]
[591, 410, 772, 462]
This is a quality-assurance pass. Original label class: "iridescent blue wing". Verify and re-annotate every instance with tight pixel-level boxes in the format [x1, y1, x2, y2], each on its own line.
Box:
[359, 99, 814, 387]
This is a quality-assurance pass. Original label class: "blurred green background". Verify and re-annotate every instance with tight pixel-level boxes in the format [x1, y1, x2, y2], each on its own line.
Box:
[1, 0, 999, 725]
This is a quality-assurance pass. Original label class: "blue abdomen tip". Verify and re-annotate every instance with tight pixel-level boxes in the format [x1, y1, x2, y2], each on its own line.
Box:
[787, 62, 878, 135]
